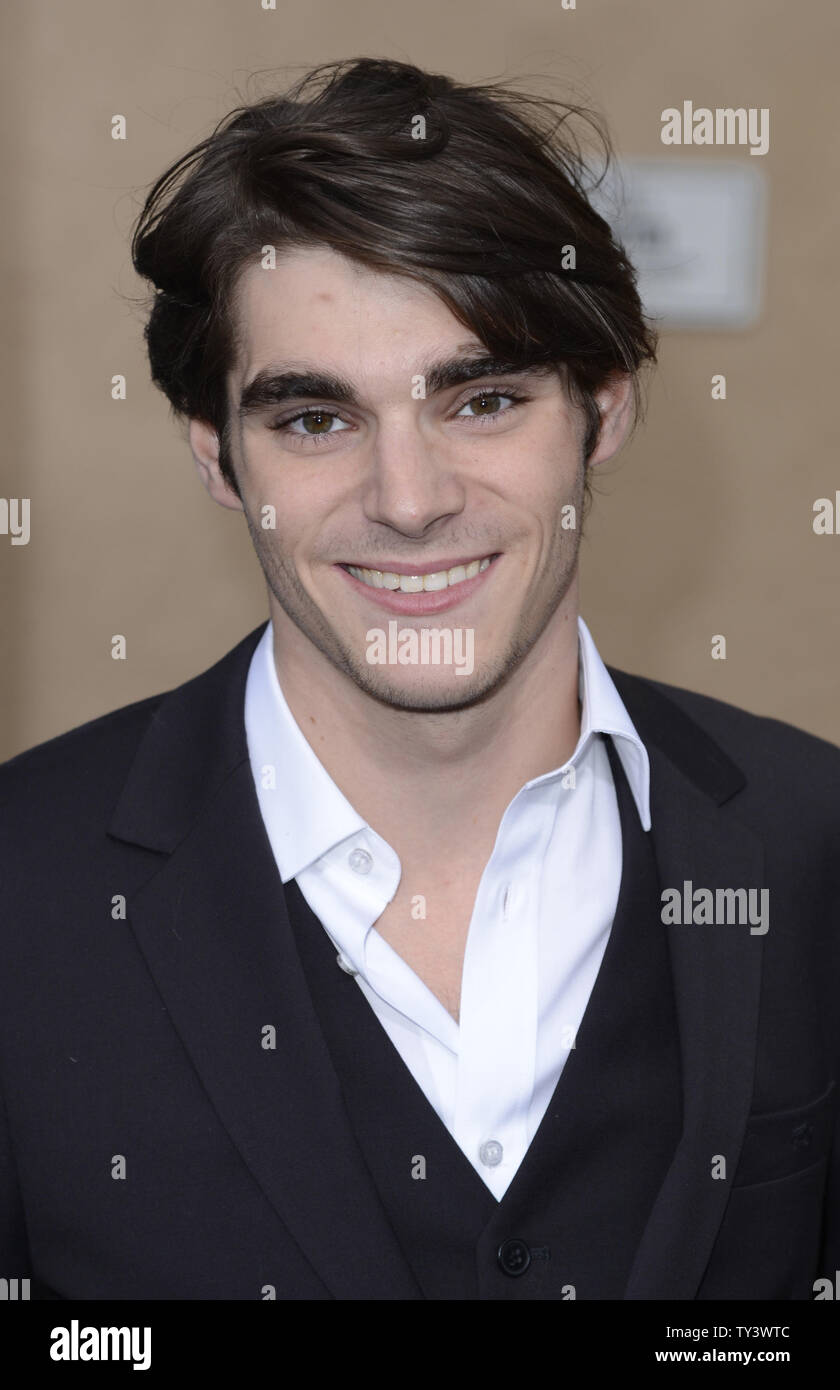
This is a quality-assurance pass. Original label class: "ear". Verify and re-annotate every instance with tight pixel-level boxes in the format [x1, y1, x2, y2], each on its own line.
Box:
[586, 372, 635, 468]
[188, 418, 244, 512]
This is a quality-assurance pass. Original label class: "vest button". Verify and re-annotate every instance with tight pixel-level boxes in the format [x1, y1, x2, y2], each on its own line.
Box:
[497, 1238, 531, 1277]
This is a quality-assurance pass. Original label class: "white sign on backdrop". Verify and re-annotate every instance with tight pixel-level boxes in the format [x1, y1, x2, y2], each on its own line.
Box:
[588, 158, 768, 329]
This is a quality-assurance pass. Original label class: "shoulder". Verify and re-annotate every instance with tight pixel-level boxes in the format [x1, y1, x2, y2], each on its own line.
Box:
[0, 692, 167, 829]
[0, 623, 267, 822]
[611, 667, 840, 828]
[643, 672, 838, 760]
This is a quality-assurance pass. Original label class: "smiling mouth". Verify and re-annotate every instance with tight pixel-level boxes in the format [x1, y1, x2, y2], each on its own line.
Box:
[341, 555, 496, 593]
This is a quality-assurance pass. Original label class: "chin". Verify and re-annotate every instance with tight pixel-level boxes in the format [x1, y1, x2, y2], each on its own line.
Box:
[349, 662, 513, 714]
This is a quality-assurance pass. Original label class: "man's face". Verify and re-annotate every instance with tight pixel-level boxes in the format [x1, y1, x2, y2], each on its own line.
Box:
[204, 246, 605, 712]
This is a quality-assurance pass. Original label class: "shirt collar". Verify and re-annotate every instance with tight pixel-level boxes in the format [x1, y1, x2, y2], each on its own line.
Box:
[244, 623, 366, 881]
[574, 616, 651, 830]
[244, 615, 651, 881]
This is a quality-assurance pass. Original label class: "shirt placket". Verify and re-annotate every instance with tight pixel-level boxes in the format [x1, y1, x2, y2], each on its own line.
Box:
[453, 783, 558, 1194]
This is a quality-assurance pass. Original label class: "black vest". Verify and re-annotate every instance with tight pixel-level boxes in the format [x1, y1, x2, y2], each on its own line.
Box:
[284, 735, 683, 1298]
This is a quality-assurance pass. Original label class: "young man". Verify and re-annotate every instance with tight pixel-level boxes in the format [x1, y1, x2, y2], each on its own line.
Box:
[1, 58, 838, 1301]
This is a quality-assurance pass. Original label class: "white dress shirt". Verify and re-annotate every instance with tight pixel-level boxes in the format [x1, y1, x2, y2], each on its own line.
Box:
[244, 616, 650, 1200]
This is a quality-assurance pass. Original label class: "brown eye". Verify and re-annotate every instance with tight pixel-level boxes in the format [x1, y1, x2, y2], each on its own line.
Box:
[271, 409, 351, 440]
[455, 390, 526, 422]
[466, 393, 502, 416]
[299, 410, 335, 434]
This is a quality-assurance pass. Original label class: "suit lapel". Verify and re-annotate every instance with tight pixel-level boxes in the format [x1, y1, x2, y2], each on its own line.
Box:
[610, 671, 765, 1299]
[109, 625, 421, 1300]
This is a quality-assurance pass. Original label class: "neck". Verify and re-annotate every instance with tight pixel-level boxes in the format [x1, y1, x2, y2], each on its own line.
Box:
[269, 592, 582, 859]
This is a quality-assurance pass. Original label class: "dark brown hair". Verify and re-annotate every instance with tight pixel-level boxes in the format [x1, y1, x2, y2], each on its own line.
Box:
[131, 57, 657, 495]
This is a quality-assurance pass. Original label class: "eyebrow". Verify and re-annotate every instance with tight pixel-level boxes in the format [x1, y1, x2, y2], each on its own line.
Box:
[236, 350, 556, 419]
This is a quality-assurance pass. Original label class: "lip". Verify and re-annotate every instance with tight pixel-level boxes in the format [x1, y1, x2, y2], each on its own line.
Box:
[336, 554, 500, 615]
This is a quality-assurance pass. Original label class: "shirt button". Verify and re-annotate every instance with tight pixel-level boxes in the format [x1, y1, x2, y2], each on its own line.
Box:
[336, 953, 358, 976]
[479, 1139, 504, 1167]
[348, 848, 373, 874]
[497, 1238, 531, 1277]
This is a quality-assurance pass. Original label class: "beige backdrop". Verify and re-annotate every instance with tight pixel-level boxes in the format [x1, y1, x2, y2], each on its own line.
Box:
[2, 0, 839, 762]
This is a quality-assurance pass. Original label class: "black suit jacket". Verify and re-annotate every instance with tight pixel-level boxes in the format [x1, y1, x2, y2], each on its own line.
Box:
[1, 622, 838, 1300]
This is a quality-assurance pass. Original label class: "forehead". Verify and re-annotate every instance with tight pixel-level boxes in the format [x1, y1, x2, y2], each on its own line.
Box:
[230, 245, 471, 383]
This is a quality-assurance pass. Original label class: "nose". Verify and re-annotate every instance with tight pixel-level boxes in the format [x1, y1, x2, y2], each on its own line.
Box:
[361, 418, 467, 538]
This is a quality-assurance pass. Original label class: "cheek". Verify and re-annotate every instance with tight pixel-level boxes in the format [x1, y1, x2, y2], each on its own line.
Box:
[497, 438, 581, 525]
[241, 450, 332, 548]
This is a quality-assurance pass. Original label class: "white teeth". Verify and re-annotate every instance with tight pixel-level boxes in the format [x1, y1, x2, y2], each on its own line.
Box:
[423, 571, 449, 592]
[345, 556, 495, 592]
